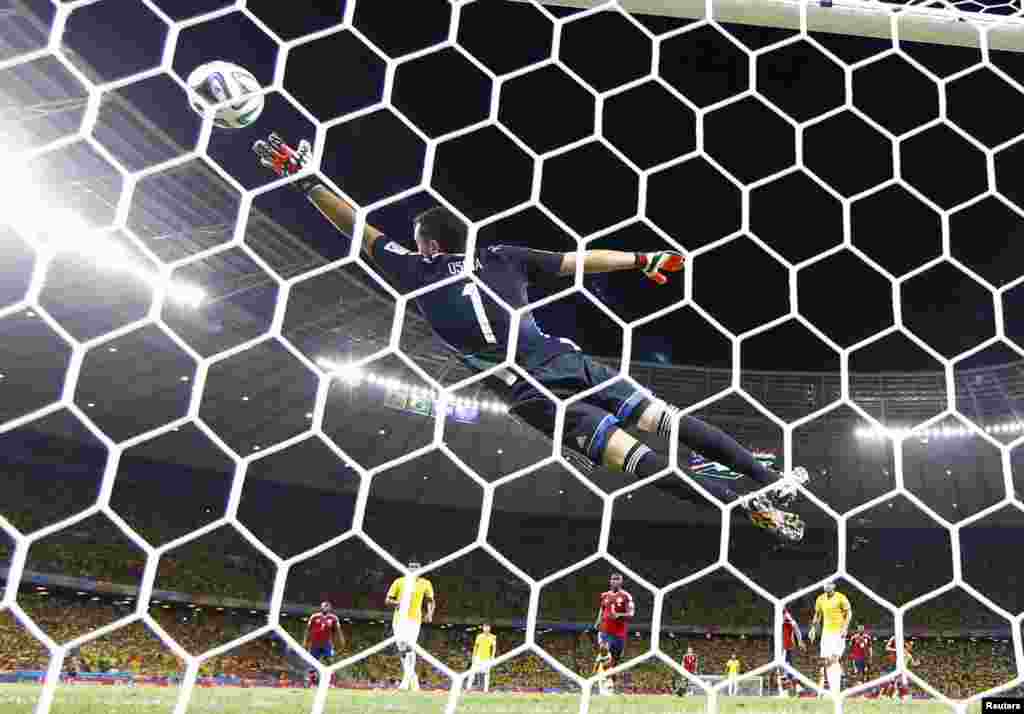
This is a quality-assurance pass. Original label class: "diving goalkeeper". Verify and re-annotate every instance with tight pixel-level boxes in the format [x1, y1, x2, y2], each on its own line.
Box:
[253, 135, 808, 541]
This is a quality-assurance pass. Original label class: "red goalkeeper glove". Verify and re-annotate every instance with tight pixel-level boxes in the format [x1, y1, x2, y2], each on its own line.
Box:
[253, 133, 320, 195]
[635, 251, 685, 285]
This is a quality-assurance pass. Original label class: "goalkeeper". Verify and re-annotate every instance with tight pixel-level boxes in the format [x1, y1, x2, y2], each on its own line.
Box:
[254, 135, 807, 541]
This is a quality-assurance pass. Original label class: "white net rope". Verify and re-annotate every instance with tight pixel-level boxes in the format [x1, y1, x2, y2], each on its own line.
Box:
[0, 1, 1022, 714]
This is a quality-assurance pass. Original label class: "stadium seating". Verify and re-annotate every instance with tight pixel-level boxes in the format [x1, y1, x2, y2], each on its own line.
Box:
[1, 590, 1016, 697]
[1, 468, 1018, 698]
[5, 518, 1015, 631]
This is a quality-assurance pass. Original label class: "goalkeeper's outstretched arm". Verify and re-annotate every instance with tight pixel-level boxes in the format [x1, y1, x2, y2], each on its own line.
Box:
[253, 134, 384, 257]
[252, 135, 683, 284]
[305, 184, 385, 258]
[558, 250, 684, 284]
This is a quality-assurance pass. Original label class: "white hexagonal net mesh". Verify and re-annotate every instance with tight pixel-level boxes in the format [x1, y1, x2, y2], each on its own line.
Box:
[1, 1, 1023, 714]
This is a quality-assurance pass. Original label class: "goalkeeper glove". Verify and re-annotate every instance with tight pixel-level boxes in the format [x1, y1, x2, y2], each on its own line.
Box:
[253, 133, 321, 196]
[635, 251, 685, 285]
[808, 626, 817, 643]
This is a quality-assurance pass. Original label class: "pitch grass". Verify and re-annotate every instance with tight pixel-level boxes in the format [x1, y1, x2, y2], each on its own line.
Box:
[0, 684, 988, 714]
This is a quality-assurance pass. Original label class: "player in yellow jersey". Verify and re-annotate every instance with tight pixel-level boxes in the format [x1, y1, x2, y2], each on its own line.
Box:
[593, 641, 614, 695]
[385, 560, 435, 691]
[467, 624, 497, 693]
[808, 581, 852, 695]
[725, 654, 741, 695]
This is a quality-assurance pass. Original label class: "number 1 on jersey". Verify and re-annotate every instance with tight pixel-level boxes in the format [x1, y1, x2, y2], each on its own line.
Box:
[462, 282, 497, 345]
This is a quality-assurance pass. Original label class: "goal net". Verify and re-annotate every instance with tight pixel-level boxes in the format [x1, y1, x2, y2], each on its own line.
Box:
[0, 1, 1022, 714]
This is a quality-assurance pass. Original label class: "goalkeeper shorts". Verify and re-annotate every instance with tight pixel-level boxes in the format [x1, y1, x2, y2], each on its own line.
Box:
[483, 351, 650, 465]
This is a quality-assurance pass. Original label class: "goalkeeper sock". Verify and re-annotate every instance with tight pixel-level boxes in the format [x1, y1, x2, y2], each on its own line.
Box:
[624, 442, 663, 477]
[625, 445, 739, 504]
[674, 414, 780, 487]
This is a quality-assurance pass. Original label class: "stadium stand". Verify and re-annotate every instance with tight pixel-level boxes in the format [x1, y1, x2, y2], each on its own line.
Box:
[1, 592, 1016, 697]
[4, 508, 1016, 630]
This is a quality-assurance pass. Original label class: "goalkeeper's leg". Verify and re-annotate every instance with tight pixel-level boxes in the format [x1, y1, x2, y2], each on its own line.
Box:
[514, 394, 751, 505]
[602, 428, 804, 542]
[542, 353, 808, 506]
[632, 400, 808, 506]
[503, 360, 802, 540]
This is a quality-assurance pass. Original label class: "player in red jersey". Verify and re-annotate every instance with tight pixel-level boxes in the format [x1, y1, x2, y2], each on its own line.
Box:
[680, 646, 699, 696]
[594, 573, 634, 692]
[683, 646, 698, 675]
[777, 607, 805, 697]
[848, 625, 873, 687]
[304, 602, 344, 687]
[881, 636, 916, 701]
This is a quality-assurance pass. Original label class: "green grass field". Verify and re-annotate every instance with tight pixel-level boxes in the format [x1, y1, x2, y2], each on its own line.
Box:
[0, 684, 992, 714]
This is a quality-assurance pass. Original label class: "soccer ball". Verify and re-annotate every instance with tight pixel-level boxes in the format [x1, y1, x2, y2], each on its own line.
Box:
[186, 60, 264, 129]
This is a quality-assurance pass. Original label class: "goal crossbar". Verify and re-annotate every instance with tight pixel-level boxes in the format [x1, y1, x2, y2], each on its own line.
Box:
[530, 0, 1024, 53]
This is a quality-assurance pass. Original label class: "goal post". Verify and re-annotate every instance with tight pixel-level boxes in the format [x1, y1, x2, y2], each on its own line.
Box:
[680, 674, 764, 696]
[529, 0, 1024, 52]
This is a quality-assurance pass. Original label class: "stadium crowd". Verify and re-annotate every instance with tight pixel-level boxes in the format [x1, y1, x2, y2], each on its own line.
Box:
[1, 445, 1019, 698]
[2, 512, 1014, 632]
[0, 590, 1016, 698]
